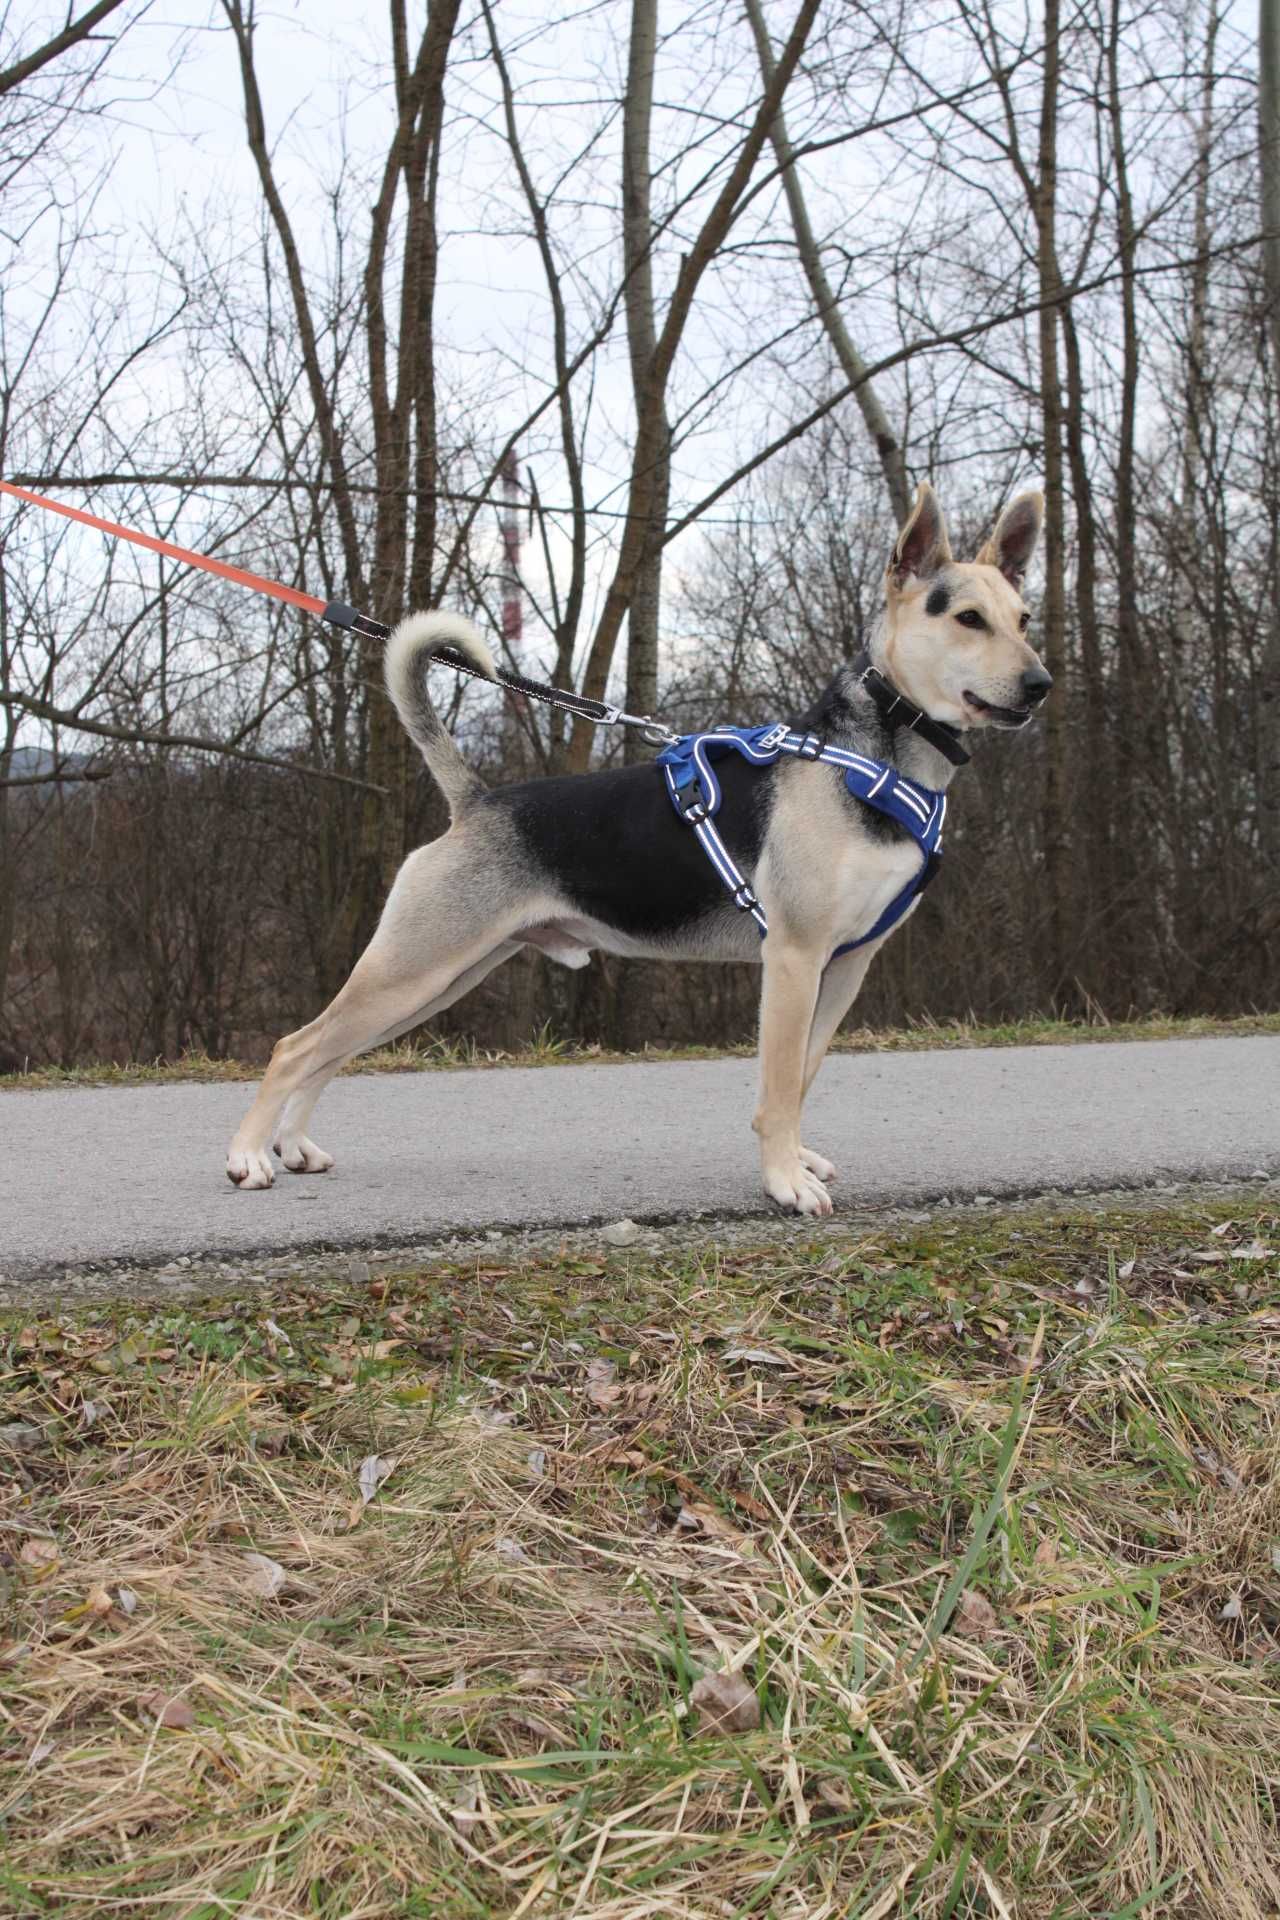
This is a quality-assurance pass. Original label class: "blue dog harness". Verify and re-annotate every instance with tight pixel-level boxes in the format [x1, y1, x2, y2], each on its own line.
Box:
[656, 724, 947, 959]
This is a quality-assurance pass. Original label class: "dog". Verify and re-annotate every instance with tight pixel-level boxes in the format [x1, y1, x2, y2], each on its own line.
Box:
[226, 482, 1049, 1216]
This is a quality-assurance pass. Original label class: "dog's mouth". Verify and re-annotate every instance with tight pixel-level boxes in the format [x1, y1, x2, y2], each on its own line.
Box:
[963, 690, 1034, 729]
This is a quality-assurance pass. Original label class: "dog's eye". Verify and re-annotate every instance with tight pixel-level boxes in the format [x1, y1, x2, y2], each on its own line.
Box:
[955, 608, 986, 630]
[1019, 611, 1031, 631]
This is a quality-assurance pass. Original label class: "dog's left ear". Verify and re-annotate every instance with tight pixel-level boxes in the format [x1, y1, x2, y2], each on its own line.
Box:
[889, 481, 952, 589]
[976, 490, 1044, 587]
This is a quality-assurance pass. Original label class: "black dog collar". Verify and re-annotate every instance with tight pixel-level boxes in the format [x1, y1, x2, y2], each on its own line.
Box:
[852, 650, 971, 768]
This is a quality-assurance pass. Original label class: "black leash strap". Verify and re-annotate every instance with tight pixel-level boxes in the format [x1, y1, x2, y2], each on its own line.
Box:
[321, 600, 677, 742]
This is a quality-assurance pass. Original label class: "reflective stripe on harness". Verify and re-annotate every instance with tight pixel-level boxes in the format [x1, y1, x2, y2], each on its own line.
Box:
[656, 724, 947, 959]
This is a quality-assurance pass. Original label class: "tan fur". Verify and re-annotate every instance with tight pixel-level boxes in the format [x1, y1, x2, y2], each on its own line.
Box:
[226, 483, 1048, 1217]
[881, 487, 1046, 733]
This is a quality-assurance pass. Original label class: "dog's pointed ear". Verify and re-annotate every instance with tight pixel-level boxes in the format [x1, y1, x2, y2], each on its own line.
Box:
[976, 490, 1044, 587]
[888, 482, 952, 590]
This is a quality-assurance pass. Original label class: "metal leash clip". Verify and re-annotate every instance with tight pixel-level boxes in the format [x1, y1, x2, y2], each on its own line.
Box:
[598, 705, 681, 747]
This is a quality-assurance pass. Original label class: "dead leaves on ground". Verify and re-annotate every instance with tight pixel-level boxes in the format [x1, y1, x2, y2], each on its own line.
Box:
[138, 1690, 195, 1730]
[690, 1669, 760, 1733]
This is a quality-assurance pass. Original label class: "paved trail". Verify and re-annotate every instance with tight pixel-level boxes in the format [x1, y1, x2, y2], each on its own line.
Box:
[2, 1036, 1276, 1281]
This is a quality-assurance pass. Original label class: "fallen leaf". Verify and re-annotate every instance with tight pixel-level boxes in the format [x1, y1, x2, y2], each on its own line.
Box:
[1220, 1595, 1243, 1622]
[28, 1740, 56, 1766]
[526, 1448, 547, 1479]
[83, 1584, 114, 1616]
[116, 1586, 138, 1616]
[140, 1690, 195, 1729]
[496, 1536, 529, 1563]
[18, 1538, 57, 1575]
[357, 1453, 397, 1505]
[450, 1778, 483, 1838]
[263, 1317, 293, 1352]
[243, 1551, 286, 1598]
[585, 1358, 622, 1409]
[363, 1339, 403, 1361]
[813, 1775, 853, 1811]
[1117, 1258, 1136, 1281]
[1033, 1538, 1058, 1568]
[677, 1499, 754, 1553]
[952, 1588, 999, 1638]
[691, 1669, 760, 1733]
[722, 1345, 791, 1367]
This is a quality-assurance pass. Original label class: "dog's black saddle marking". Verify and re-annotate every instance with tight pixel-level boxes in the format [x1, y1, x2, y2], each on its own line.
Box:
[494, 755, 772, 943]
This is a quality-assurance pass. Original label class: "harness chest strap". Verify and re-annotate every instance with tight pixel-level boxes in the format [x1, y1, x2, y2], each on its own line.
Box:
[656, 724, 947, 959]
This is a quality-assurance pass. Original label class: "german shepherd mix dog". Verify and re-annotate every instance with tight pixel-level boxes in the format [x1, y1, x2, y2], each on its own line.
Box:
[227, 483, 1049, 1216]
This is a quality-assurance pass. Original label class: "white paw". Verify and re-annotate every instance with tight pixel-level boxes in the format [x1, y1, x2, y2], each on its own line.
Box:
[273, 1134, 334, 1175]
[799, 1144, 836, 1183]
[763, 1160, 834, 1217]
[227, 1145, 275, 1189]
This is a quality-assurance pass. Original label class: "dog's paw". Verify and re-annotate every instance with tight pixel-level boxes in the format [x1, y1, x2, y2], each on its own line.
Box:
[227, 1145, 275, 1189]
[273, 1133, 334, 1175]
[798, 1144, 836, 1183]
[762, 1159, 834, 1217]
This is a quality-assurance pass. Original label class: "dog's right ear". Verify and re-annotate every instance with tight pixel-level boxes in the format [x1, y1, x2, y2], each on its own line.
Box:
[888, 482, 952, 590]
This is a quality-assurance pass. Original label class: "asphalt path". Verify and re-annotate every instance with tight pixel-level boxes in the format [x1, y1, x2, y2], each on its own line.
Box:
[1, 1035, 1276, 1281]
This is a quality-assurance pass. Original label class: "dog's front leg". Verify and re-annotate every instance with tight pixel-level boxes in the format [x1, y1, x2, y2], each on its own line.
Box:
[753, 939, 832, 1216]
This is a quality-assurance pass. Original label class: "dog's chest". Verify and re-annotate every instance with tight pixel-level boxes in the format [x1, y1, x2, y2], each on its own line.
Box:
[761, 764, 927, 949]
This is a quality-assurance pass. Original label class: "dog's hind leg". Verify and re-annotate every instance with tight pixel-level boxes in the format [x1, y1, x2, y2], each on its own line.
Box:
[271, 940, 520, 1174]
[227, 836, 534, 1190]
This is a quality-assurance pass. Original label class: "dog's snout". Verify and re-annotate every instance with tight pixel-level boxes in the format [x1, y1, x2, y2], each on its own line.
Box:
[1021, 665, 1053, 705]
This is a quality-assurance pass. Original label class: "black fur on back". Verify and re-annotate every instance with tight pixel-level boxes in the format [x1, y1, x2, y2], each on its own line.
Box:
[493, 662, 930, 940]
[492, 750, 773, 943]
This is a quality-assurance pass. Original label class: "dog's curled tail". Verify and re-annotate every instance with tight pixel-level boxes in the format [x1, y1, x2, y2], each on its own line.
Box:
[384, 611, 496, 817]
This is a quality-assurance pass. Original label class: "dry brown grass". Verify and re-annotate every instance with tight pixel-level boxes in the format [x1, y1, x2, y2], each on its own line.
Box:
[2, 1201, 1279, 1917]
[3, 1010, 1278, 1089]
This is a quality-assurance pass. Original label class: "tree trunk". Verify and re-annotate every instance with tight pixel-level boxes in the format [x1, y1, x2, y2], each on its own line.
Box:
[1259, 0, 1280, 865]
[1035, 0, 1070, 1000]
[621, 0, 669, 760]
[565, 0, 822, 771]
[331, 0, 462, 979]
[1060, 301, 1106, 984]
[743, 0, 910, 528]
[1106, 0, 1157, 1005]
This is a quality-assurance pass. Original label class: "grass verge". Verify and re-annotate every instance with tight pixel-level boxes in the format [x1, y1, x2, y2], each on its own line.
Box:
[1, 1199, 1278, 1917]
[4, 1009, 1279, 1090]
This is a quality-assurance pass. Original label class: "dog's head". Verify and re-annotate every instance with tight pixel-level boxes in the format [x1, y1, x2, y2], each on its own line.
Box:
[878, 483, 1051, 731]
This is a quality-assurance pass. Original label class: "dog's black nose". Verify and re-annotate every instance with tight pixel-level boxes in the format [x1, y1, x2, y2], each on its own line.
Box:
[1021, 666, 1053, 705]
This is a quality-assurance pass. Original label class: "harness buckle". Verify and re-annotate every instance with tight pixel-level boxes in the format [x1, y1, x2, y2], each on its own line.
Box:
[796, 732, 825, 760]
[730, 881, 760, 913]
[678, 790, 708, 825]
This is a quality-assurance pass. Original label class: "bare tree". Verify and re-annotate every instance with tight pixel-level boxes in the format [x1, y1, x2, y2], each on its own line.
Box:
[619, 0, 669, 761]
[1259, 0, 1280, 864]
[744, 0, 910, 526]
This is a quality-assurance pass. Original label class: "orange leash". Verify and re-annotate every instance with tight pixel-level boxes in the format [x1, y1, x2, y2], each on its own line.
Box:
[0, 476, 676, 740]
[0, 478, 327, 617]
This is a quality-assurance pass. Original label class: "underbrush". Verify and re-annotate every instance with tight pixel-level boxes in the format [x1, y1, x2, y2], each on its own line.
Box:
[4, 1008, 1278, 1089]
[1, 1200, 1278, 1916]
